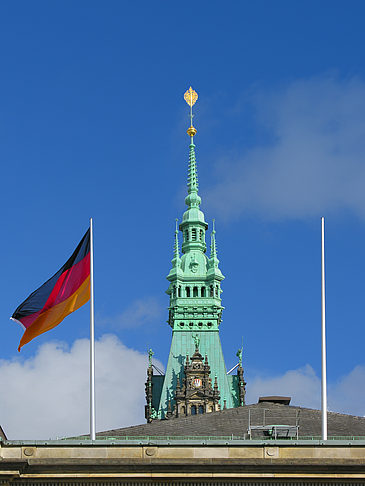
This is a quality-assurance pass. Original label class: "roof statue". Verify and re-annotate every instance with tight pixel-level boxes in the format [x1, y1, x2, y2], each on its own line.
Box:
[192, 333, 200, 351]
[145, 88, 246, 422]
[148, 348, 154, 367]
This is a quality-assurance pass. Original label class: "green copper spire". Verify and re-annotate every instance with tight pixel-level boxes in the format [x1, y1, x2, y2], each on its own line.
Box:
[167, 219, 182, 280]
[147, 88, 245, 422]
[210, 219, 217, 259]
[173, 218, 180, 261]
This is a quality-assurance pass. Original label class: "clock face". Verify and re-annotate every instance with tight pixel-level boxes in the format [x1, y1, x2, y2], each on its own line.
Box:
[193, 378, 202, 388]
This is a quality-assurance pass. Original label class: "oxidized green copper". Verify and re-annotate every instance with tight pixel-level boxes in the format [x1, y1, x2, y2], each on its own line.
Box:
[151, 90, 244, 418]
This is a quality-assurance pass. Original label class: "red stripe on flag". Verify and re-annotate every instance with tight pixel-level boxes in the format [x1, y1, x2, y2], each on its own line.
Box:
[19, 253, 90, 329]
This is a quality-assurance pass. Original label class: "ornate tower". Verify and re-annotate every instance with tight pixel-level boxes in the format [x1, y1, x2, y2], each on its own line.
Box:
[145, 88, 246, 421]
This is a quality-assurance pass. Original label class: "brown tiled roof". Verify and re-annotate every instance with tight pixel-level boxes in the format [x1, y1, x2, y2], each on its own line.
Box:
[97, 402, 365, 438]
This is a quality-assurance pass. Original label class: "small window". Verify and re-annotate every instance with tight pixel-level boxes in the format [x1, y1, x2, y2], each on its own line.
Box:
[186, 287, 190, 297]
[198, 322, 203, 328]
[201, 286, 206, 297]
[189, 322, 194, 327]
[193, 286, 198, 297]
[207, 322, 212, 328]
[192, 228, 197, 241]
[200, 229, 203, 241]
[215, 285, 219, 297]
[185, 230, 189, 241]
[210, 285, 214, 297]
[178, 286, 181, 297]
[180, 322, 184, 327]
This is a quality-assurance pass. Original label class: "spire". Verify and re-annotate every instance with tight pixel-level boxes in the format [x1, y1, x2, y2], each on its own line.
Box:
[169, 219, 181, 271]
[207, 219, 224, 279]
[173, 218, 180, 261]
[184, 87, 201, 210]
[210, 219, 217, 260]
[167, 220, 182, 281]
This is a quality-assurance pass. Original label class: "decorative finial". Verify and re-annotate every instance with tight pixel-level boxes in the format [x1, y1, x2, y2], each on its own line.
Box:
[184, 87, 198, 137]
[210, 220, 217, 260]
[173, 218, 180, 263]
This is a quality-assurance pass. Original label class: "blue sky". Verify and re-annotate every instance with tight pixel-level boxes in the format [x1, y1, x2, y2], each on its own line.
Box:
[1, 1, 365, 438]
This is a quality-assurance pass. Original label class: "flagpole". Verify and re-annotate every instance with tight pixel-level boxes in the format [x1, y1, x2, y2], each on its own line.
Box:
[321, 216, 328, 440]
[90, 217, 96, 440]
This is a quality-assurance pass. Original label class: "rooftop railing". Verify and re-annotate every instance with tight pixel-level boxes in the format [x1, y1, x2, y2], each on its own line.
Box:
[66, 434, 365, 442]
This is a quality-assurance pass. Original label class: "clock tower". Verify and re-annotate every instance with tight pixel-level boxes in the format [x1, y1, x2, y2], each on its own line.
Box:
[145, 88, 246, 421]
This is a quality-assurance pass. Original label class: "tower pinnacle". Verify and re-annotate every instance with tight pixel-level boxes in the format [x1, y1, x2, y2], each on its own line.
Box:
[183, 87, 201, 211]
[211, 219, 217, 259]
[173, 219, 180, 260]
[145, 89, 245, 423]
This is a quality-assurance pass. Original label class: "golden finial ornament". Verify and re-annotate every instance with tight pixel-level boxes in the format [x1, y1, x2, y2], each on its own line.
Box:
[184, 86, 198, 137]
[184, 87, 198, 107]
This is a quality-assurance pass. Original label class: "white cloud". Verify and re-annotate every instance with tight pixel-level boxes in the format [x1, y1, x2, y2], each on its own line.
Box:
[247, 364, 365, 417]
[205, 76, 365, 221]
[100, 297, 163, 330]
[0, 335, 163, 440]
[1, 337, 364, 441]
[329, 365, 365, 416]
[246, 365, 321, 409]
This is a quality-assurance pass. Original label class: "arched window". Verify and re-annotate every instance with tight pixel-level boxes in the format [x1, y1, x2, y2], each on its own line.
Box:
[178, 286, 181, 297]
[192, 228, 197, 241]
[198, 405, 204, 414]
[201, 286, 206, 297]
[210, 285, 214, 297]
[186, 286, 190, 297]
[215, 285, 219, 297]
[193, 286, 198, 297]
[191, 405, 197, 415]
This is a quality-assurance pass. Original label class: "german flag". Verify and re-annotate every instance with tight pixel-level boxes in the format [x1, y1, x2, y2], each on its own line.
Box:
[11, 229, 90, 351]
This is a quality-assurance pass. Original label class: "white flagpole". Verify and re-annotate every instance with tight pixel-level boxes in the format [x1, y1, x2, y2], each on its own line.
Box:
[321, 217, 328, 440]
[90, 217, 96, 440]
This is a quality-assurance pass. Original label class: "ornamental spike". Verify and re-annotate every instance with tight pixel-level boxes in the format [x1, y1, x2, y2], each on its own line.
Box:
[171, 219, 180, 268]
[174, 218, 180, 260]
[210, 219, 217, 259]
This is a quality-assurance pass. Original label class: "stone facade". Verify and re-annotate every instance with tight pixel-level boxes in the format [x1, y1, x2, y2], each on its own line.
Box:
[2, 439, 365, 484]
